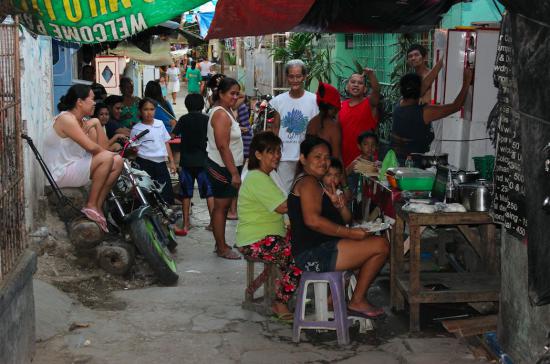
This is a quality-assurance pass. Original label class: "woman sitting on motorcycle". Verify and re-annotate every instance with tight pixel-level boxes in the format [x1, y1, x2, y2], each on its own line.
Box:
[43, 84, 123, 232]
[130, 98, 177, 205]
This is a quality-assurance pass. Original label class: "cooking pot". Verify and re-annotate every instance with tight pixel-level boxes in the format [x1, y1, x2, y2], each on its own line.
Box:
[458, 180, 491, 211]
[410, 153, 448, 169]
[454, 170, 481, 184]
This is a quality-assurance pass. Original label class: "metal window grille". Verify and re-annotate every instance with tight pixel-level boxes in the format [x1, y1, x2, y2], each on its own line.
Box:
[0, 17, 25, 282]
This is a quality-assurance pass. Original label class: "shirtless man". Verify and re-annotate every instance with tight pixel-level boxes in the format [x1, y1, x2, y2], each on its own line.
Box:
[306, 82, 342, 159]
[406, 44, 444, 105]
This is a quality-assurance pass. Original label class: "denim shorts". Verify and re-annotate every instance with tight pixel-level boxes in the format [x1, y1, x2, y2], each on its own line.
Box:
[294, 240, 340, 273]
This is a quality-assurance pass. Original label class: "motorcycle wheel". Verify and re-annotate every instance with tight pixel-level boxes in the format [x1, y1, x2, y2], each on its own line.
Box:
[129, 215, 179, 285]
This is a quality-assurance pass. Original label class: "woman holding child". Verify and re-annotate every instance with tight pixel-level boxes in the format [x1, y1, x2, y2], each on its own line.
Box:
[288, 136, 389, 318]
[236, 132, 301, 321]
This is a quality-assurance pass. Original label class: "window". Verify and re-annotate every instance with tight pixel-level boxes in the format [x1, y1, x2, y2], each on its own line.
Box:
[345, 34, 354, 49]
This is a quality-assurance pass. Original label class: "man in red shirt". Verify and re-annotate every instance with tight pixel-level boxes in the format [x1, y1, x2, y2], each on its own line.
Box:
[338, 68, 381, 168]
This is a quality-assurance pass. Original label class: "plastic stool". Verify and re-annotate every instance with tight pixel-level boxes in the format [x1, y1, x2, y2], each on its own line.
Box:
[293, 271, 350, 345]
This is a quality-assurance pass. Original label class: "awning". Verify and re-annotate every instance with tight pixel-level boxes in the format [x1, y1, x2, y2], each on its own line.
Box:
[207, 0, 464, 40]
[8, 0, 210, 43]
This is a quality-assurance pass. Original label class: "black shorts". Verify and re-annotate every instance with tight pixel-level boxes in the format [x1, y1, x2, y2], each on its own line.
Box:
[206, 158, 242, 199]
[294, 240, 340, 272]
[201, 74, 211, 82]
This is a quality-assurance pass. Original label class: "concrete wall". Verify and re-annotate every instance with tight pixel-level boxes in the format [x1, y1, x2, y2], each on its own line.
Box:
[19, 29, 53, 231]
[0, 251, 37, 364]
[500, 231, 550, 363]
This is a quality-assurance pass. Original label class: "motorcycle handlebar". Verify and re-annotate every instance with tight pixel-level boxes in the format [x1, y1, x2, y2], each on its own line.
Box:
[119, 129, 149, 157]
[133, 129, 150, 141]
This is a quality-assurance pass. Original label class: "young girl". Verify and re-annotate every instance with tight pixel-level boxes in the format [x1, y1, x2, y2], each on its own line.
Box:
[131, 98, 177, 204]
[159, 75, 168, 100]
[93, 103, 127, 152]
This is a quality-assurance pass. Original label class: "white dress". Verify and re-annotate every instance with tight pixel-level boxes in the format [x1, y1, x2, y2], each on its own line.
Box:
[43, 112, 92, 187]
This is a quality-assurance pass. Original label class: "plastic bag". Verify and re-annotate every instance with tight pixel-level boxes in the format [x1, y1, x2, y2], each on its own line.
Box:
[379, 149, 398, 180]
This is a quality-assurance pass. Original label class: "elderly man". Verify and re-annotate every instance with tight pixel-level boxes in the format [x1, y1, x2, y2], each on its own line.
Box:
[271, 59, 319, 193]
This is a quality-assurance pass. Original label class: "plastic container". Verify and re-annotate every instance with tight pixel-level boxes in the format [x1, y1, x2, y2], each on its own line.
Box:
[394, 168, 436, 191]
[473, 155, 495, 181]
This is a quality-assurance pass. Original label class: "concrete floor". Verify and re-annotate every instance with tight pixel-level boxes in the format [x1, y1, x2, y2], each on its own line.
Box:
[32, 90, 488, 363]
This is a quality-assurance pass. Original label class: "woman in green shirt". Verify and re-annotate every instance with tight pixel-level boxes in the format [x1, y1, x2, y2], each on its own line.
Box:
[236, 132, 301, 321]
[119, 76, 141, 128]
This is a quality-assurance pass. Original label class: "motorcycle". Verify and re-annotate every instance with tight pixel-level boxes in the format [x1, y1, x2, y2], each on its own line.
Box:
[106, 130, 179, 285]
[251, 90, 276, 135]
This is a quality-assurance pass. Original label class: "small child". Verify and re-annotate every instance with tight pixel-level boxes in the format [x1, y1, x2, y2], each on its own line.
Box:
[322, 157, 353, 221]
[171, 94, 214, 235]
[346, 131, 379, 221]
[346, 131, 379, 176]
[93, 103, 127, 151]
[131, 98, 177, 205]
[159, 75, 168, 100]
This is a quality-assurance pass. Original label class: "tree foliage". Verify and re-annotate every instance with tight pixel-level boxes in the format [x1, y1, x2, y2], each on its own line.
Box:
[270, 32, 344, 89]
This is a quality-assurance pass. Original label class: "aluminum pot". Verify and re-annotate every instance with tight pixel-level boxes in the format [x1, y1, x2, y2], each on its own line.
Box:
[454, 170, 480, 184]
[458, 182, 491, 211]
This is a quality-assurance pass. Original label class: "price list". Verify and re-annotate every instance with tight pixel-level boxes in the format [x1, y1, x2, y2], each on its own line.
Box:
[492, 19, 527, 239]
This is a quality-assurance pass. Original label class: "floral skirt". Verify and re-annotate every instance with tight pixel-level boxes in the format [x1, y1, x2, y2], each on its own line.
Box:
[238, 234, 302, 303]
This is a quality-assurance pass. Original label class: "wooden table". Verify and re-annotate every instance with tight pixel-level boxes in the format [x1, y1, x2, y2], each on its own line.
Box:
[390, 203, 500, 332]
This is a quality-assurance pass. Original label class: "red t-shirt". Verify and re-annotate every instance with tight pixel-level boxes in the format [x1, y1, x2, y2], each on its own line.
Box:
[338, 97, 379, 167]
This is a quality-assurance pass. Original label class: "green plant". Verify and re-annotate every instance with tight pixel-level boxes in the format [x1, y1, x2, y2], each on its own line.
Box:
[389, 33, 418, 90]
[224, 52, 237, 65]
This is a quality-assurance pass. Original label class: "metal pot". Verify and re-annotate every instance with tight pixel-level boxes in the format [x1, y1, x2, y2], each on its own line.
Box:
[410, 153, 449, 169]
[458, 182, 491, 211]
[454, 170, 480, 184]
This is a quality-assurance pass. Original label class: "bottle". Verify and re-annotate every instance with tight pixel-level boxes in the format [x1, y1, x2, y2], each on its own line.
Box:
[405, 156, 414, 168]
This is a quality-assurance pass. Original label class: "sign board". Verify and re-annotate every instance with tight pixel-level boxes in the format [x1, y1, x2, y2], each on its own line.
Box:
[492, 15, 527, 240]
[13, 0, 209, 43]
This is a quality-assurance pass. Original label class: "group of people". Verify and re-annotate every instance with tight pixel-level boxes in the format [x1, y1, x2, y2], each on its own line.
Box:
[43, 42, 472, 321]
[235, 44, 473, 321]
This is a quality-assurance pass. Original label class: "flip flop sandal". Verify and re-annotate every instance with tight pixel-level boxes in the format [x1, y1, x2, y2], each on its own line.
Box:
[216, 248, 241, 260]
[81, 208, 109, 233]
[347, 307, 386, 319]
[272, 312, 294, 324]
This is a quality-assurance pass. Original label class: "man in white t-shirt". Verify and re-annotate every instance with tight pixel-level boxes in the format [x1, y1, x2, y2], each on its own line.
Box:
[271, 59, 319, 194]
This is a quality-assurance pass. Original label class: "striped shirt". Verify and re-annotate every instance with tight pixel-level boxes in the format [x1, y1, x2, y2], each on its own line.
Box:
[237, 103, 252, 159]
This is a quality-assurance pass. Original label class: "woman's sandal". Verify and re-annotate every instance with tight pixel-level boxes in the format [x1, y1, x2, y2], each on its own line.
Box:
[347, 306, 386, 319]
[216, 247, 241, 260]
[272, 312, 294, 324]
[81, 208, 109, 233]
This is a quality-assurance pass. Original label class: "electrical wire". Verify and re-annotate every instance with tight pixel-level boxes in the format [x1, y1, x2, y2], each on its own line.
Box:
[492, 0, 504, 18]
[436, 138, 492, 142]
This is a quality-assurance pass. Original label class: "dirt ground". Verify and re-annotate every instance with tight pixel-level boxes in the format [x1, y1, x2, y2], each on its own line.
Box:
[32, 208, 158, 311]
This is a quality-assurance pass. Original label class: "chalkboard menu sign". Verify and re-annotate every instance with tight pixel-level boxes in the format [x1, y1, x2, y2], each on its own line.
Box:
[492, 16, 527, 239]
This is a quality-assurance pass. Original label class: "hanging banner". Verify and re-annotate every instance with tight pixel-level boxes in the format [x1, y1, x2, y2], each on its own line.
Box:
[12, 0, 210, 43]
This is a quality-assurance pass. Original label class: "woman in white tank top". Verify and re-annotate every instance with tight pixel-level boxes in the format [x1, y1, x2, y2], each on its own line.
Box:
[44, 84, 123, 232]
[205, 76, 244, 260]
